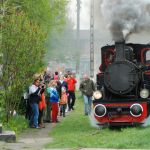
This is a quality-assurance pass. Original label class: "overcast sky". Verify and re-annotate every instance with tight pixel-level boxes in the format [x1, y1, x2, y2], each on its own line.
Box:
[67, 0, 91, 30]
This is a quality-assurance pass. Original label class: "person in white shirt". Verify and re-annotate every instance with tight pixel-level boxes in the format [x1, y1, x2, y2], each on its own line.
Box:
[29, 79, 41, 128]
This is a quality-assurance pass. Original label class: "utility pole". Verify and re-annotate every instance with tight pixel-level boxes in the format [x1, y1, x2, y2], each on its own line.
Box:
[90, 0, 94, 78]
[77, 0, 80, 38]
[76, 0, 80, 74]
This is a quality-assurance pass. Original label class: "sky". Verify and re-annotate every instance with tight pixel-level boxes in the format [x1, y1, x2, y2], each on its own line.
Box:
[67, 0, 91, 30]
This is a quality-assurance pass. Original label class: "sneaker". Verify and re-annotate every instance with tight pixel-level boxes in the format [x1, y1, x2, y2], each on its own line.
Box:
[35, 126, 42, 129]
[39, 124, 45, 128]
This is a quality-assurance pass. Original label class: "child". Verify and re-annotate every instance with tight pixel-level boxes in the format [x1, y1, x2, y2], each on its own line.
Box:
[60, 86, 68, 117]
[47, 80, 59, 123]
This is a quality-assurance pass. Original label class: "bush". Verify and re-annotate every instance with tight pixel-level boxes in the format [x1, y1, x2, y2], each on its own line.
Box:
[1, 0, 68, 122]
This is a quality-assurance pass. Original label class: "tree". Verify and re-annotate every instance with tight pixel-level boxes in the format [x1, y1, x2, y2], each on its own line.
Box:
[0, 0, 68, 121]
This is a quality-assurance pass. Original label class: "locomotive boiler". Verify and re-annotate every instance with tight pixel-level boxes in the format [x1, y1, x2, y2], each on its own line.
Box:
[93, 41, 150, 126]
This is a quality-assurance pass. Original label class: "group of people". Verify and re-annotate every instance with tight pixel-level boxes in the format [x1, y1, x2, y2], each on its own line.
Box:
[25, 71, 77, 129]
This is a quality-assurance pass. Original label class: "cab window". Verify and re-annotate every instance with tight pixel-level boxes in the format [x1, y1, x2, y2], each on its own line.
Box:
[105, 50, 114, 65]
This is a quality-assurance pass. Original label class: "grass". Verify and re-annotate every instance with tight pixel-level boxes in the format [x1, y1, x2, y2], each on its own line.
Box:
[45, 92, 150, 149]
[3, 115, 29, 135]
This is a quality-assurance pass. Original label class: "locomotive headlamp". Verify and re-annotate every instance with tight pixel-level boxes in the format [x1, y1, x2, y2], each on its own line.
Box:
[93, 91, 102, 100]
[140, 89, 149, 99]
[94, 104, 107, 117]
[130, 103, 143, 117]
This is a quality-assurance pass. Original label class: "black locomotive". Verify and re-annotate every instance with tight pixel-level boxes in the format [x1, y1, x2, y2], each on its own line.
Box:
[93, 41, 150, 126]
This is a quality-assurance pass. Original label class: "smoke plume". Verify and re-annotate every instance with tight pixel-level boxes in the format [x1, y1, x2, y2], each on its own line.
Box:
[100, 0, 150, 42]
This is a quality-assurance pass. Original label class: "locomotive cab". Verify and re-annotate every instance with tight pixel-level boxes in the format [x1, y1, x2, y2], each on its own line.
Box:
[94, 42, 150, 126]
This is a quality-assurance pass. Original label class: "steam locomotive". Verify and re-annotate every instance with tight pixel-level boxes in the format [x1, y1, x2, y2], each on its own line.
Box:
[93, 41, 150, 126]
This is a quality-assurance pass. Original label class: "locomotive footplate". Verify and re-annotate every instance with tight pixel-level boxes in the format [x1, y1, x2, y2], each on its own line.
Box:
[93, 100, 149, 124]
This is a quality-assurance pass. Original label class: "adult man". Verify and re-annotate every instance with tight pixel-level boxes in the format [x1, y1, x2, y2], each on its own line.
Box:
[67, 74, 77, 111]
[79, 74, 95, 115]
[29, 79, 42, 128]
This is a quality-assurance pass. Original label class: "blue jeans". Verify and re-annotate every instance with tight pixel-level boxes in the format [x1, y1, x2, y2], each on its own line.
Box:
[29, 103, 39, 127]
[60, 104, 66, 116]
[83, 95, 92, 115]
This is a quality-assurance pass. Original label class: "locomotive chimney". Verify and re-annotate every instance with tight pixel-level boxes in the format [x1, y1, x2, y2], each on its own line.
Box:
[115, 41, 125, 61]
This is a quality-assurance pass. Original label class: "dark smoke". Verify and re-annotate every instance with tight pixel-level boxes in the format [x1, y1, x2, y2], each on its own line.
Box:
[101, 0, 150, 42]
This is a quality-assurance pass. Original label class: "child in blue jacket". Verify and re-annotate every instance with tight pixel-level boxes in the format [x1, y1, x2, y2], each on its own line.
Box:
[47, 80, 59, 123]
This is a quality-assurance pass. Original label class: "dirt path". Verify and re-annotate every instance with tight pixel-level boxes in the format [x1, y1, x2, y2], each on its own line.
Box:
[0, 117, 61, 150]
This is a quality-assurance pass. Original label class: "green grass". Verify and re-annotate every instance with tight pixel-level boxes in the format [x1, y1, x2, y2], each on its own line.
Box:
[45, 92, 150, 149]
[3, 115, 28, 135]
